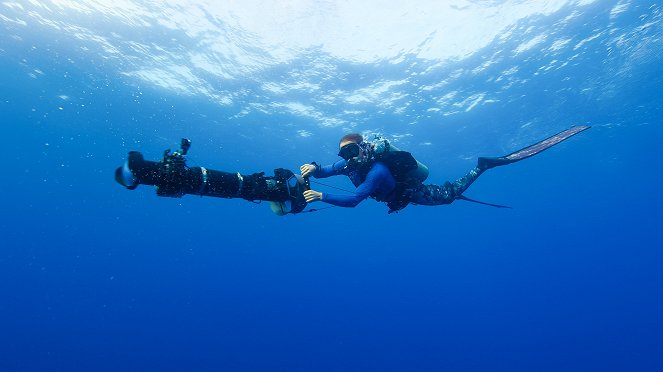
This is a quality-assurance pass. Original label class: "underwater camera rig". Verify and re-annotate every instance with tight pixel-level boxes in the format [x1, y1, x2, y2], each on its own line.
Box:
[114, 138, 309, 215]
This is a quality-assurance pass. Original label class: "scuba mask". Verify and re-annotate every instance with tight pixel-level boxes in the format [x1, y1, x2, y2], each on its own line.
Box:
[338, 142, 361, 160]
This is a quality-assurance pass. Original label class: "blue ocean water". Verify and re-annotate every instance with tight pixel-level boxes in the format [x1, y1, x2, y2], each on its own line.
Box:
[1, 1, 662, 371]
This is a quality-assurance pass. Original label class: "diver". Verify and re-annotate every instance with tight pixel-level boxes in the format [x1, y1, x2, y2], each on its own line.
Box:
[115, 126, 588, 215]
[300, 126, 590, 213]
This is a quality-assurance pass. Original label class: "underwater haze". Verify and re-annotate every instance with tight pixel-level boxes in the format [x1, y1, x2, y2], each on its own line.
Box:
[1, 1, 662, 371]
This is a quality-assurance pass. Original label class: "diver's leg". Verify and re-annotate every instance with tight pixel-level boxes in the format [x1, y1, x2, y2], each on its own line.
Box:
[408, 126, 591, 207]
[409, 167, 484, 205]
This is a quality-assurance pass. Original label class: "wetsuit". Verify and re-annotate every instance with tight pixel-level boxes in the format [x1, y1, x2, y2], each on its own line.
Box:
[409, 167, 484, 206]
[313, 158, 484, 209]
[313, 159, 396, 207]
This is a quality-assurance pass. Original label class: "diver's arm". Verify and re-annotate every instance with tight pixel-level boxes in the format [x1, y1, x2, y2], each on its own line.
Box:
[301, 159, 347, 179]
[321, 163, 388, 207]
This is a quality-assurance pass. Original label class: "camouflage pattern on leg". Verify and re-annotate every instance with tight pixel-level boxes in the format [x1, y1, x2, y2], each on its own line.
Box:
[409, 167, 484, 205]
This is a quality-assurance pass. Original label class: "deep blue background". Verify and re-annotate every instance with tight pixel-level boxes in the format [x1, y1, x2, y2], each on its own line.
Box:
[1, 1, 662, 371]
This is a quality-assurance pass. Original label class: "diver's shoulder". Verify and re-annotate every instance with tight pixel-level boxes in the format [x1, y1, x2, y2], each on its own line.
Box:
[369, 160, 392, 175]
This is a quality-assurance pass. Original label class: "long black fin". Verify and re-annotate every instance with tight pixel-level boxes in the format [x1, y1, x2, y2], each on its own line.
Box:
[456, 195, 512, 209]
[478, 125, 590, 170]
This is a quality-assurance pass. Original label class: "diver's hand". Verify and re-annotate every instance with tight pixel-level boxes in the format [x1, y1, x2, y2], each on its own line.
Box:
[303, 189, 323, 203]
[300, 163, 317, 178]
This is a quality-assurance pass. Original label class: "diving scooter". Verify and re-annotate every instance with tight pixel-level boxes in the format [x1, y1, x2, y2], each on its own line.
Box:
[114, 138, 309, 215]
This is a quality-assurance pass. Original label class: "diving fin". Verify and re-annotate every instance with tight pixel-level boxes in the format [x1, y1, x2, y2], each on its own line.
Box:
[478, 125, 590, 170]
[456, 195, 512, 209]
